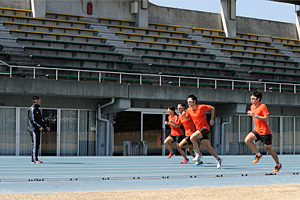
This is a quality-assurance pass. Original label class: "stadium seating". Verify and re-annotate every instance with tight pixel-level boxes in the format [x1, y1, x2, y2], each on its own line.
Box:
[0, 7, 31, 16]
[99, 18, 135, 26]
[0, 14, 90, 28]
[46, 12, 83, 21]
[0, 7, 299, 89]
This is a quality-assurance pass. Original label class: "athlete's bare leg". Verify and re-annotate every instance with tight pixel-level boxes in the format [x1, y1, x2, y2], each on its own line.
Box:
[190, 130, 203, 155]
[179, 139, 195, 157]
[164, 136, 174, 154]
[244, 132, 259, 154]
[201, 139, 219, 160]
[176, 143, 187, 159]
[187, 148, 195, 157]
[265, 145, 280, 165]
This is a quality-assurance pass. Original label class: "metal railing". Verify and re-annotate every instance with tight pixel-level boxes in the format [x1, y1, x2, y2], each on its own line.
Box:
[2, 64, 300, 94]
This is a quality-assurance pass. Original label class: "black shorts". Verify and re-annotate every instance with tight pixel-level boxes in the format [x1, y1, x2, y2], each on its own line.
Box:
[253, 130, 272, 145]
[185, 136, 193, 145]
[198, 128, 210, 141]
[169, 134, 184, 143]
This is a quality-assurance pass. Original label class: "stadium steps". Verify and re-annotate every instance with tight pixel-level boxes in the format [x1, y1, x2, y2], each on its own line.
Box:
[148, 63, 235, 78]
[91, 24, 145, 63]
[16, 38, 116, 52]
[3, 22, 98, 37]
[23, 46, 124, 60]
[230, 55, 299, 67]
[46, 12, 83, 21]
[37, 64, 143, 74]
[0, 14, 91, 29]
[98, 18, 135, 27]
[0, 7, 32, 17]
[188, 34, 237, 67]
[239, 63, 300, 73]
[115, 32, 197, 46]
[29, 54, 132, 67]
[148, 22, 179, 31]
[106, 24, 188, 38]
[132, 47, 215, 60]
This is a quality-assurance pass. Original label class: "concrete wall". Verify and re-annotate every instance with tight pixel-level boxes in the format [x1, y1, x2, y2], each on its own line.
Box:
[1, 0, 298, 38]
[236, 16, 297, 38]
[149, 3, 223, 29]
[1, 78, 300, 114]
[0, 94, 97, 109]
[0, 0, 31, 10]
[46, 0, 135, 21]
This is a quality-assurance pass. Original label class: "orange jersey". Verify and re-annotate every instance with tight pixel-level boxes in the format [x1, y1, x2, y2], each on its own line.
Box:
[186, 104, 211, 131]
[251, 103, 271, 135]
[168, 114, 183, 136]
[178, 113, 195, 136]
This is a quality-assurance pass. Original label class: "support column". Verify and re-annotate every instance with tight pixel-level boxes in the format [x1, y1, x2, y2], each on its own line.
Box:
[31, 0, 46, 18]
[295, 10, 300, 39]
[220, 0, 236, 37]
[136, 0, 149, 28]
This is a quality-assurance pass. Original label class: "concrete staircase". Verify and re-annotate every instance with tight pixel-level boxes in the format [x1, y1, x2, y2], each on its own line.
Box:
[188, 34, 238, 68]
[0, 23, 33, 65]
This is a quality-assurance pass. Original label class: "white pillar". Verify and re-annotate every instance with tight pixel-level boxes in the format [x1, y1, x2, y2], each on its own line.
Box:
[295, 10, 300, 39]
[31, 0, 46, 18]
[220, 0, 236, 37]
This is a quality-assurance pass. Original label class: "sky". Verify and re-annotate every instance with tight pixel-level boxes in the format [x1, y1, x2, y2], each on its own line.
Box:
[149, 0, 297, 24]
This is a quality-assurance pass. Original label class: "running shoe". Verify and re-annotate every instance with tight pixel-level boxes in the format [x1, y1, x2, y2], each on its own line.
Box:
[192, 153, 202, 162]
[167, 152, 175, 158]
[217, 157, 222, 169]
[181, 158, 189, 164]
[36, 160, 43, 164]
[272, 163, 282, 172]
[252, 154, 262, 164]
[194, 160, 203, 166]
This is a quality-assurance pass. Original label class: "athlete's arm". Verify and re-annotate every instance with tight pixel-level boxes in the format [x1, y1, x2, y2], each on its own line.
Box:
[168, 122, 179, 128]
[181, 111, 190, 121]
[210, 106, 215, 126]
[247, 110, 269, 121]
[258, 115, 269, 121]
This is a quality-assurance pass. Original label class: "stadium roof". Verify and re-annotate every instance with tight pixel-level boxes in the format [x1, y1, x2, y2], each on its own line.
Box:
[269, 0, 300, 5]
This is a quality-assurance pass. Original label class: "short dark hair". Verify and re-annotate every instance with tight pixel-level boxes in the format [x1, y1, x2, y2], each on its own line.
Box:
[188, 94, 197, 102]
[32, 96, 40, 102]
[168, 106, 176, 111]
[251, 90, 262, 102]
[179, 103, 186, 108]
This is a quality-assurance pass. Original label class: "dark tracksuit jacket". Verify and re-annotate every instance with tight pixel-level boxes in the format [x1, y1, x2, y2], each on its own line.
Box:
[28, 104, 47, 162]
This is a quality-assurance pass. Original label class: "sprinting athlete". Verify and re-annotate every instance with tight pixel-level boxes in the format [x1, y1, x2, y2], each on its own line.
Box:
[164, 106, 186, 161]
[183, 94, 222, 169]
[177, 103, 198, 164]
[245, 90, 282, 172]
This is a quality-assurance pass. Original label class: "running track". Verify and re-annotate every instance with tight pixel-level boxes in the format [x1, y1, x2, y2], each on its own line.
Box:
[0, 155, 299, 193]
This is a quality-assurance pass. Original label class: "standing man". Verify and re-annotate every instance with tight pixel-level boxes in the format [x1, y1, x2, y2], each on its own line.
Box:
[163, 106, 186, 162]
[245, 91, 282, 172]
[28, 96, 50, 164]
[183, 94, 222, 169]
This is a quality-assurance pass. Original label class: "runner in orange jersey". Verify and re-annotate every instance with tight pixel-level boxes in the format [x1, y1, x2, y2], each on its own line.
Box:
[183, 94, 222, 169]
[177, 103, 197, 164]
[163, 106, 186, 160]
[245, 90, 282, 172]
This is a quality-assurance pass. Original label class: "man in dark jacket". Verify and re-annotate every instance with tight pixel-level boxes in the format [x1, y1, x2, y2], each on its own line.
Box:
[28, 96, 50, 163]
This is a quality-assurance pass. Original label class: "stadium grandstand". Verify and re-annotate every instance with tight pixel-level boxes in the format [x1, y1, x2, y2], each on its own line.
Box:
[0, 0, 300, 158]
